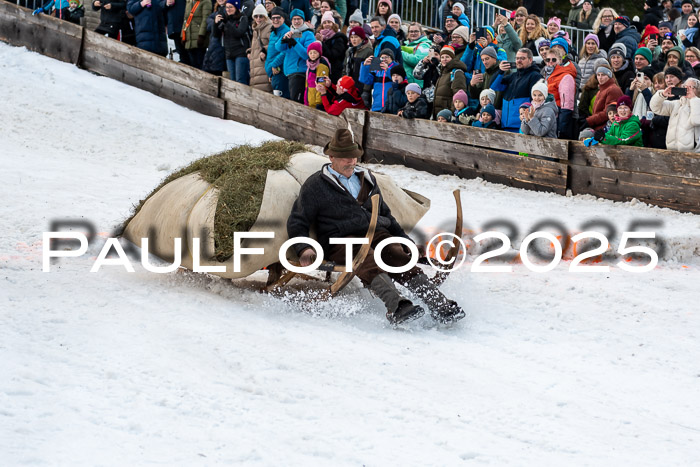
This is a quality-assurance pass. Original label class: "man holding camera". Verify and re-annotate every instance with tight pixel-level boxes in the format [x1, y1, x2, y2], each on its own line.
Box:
[490, 48, 542, 132]
[276, 8, 314, 103]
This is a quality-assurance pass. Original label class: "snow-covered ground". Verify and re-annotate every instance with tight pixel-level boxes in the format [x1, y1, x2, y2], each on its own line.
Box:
[2, 42, 700, 465]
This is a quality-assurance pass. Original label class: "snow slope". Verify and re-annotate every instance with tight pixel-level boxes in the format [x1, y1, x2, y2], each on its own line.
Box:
[2, 42, 700, 466]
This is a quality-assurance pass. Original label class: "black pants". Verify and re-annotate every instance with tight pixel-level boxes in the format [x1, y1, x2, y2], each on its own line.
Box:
[288, 73, 306, 104]
[187, 47, 206, 70]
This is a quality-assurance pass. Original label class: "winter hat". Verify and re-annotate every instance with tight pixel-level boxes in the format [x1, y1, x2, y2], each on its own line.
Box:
[226, 0, 241, 9]
[321, 11, 334, 24]
[481, 25, 496, 42]
[349, 26, 367, 41]
[659, 21, 673, 31]
[480, 88, 496, 104]
[481, 104, 496, 119]
[437, 109, 453, 120]
[583, 33, 599, 48]
[661, 34, 679, 46]
[452, 26, 470, 43]
[582, 0, 592, 4]
[379, 48, 395, 60]
[453, 2, 465, 14]
[547, 17, 561, 27]
[405, 83, 422, 95]
[307, 41, 323, 56]
[390, 64, 406, 78]
[481, 46, 498, 60]
[378, 0, 392, 8]
[616, 95, 633, 109]
[608, 43, 627, 58]
[519, 102, 532, 109]
[324, 128, 363, 158]
[667, 46, 684, 62]
[550, 37, 569, 54]
[290, 8, 305, 20]
[639, 66, 655, 80]
[270, 6, 285, 18]
[349, 9, 364, 24]
[440, 45, 455, 58]
[635, 47, 653, 64]
[252, 3, 266, 16]
[596, 66, 613, 78]
[363, 23, 372, 37]
[531, 80, 548, 98]
[337, 75, 355, 90]
[605, 103, 618, 114]
[682, 0, 693, 5]
[388, 13, 401, 25]
[452, 89, 469, 105]
[614, 16, 631, 28]
[645, 0, 658, 7]
[536, 38, 550, 52]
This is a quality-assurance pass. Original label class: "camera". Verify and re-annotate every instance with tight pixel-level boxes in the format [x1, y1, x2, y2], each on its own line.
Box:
[670, 87, 686, 97]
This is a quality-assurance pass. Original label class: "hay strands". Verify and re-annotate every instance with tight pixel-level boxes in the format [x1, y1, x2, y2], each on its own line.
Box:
[264, 194, 381, 300]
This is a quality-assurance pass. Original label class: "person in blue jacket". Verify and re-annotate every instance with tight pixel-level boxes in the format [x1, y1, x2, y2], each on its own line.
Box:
[281, 0, 310, 25]
[490, 47, 543, 132]
[370, 16, 403, 67]
[359, 48, 399, 111]
[126, 0, 168, 56]
[161, 0, 189, 65]
[611, 16, 642, 60]
[33, 0, 72, 18]
[266, 7, 290, 98]
[276, 8, 315, 102]
[461, 26, 507, 76]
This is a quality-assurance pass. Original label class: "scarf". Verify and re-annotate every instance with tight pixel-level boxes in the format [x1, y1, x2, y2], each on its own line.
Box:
[632, 92, 650, 119]
[614, 113, 631, 122]
[686, 27, 698, 42]
[532, 100, 544, 110]
[320, 28, 335, 41]
[307, 57, 320, 71]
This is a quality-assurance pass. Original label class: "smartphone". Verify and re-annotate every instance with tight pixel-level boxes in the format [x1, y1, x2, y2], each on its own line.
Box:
[316, 76, 326, 83]
[475, 28, 486, 40]
[649, 33, 659, 42]
[637, 72, 644, 80]
[369, 56, 382, 72]
[671, 87, 686, 97]
[507, 62, 516, 68]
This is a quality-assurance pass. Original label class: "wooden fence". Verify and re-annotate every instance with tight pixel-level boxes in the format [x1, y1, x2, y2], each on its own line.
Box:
[2, 1, 699, 214]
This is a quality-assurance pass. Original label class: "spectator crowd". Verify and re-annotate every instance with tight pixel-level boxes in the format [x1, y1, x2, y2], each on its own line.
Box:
[30, 0, 700, 150]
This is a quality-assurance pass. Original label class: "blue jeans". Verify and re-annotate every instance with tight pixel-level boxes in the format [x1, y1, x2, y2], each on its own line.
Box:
[226, 57, 250, 85]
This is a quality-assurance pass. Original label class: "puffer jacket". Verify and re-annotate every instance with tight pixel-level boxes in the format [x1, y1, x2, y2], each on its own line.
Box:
[650, 91, 700, 152]
[276, 24, 315, 75]
[127, 0, 168, 56]
[400, 35, 432, 85]
[521, 100, 559, 138]
[399, 96, 430, 119]
[578, 50, 608, 87]
[490, 64, 543, 131]
[182, 0, 212, 49]
[432, 58, 467, 118]
[249, 18, 272, 91]
[265, 23, 290, 77]
[383, 81, 408, 115]
[359, 60, 400, 111]
[215, 12, 250, 59]
[203, 9, 226, 73]
[612, 27, 642, 60]
[601, 115, 643, 146]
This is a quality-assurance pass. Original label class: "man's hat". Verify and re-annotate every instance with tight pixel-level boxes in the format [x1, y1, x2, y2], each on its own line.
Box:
[324, 129, 364, 158]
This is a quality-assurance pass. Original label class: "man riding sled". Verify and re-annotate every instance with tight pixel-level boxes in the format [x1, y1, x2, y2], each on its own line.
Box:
[287, 129, 466, 325]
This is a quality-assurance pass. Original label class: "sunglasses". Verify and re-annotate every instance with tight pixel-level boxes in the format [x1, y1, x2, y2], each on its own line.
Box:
[545, 58, 558, 63]
[270, 15, 282, 20]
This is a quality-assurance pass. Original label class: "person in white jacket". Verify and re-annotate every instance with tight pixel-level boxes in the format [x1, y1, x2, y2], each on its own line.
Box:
[650, 77, 700, 152]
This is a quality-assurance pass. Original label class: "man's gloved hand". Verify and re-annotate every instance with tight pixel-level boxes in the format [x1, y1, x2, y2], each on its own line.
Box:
[33, 8, 43, 14]
[197, 34, 205, 48]
[593, 129, 606, 142]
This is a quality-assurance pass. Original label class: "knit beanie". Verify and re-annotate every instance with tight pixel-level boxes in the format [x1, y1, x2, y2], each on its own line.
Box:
[583, 33, 599, 48]
[617, 95, 633, 109]
[531, 81, 548, 98]
[405, 83, 422, 95]
[307, 41, 323, 56]
[252, 3, 266, 16]
[550, 37, 569, 54]
[349, 9, 364, 24]
[452, 2, 465, 14]
[596, 66, 613, 78]
[270, 6, 285, 18]
[481, 103, 496, 119]
[338, 75, 355, 89]
[321, 11, 334, 24]
[452, 89, 469, 105]
[638, 66, 655, 81]
[608, 43, 627, 59]
[379, 48, 395, 60]
[481, 46, 498, 60]
[635, 47, 653, 64]
[226, 0, 241, 9]
[378, 0, 392, 8]
[614, 16, 631, 28]
[440, 45, 455, 58]
[480, 88, 496, 104]
[665, 66, 683, 81]
[437, 109, 453, 120]
[349, 26, 367, 41]
[659, 21, 673, 31]
[388, 13, 401, 25]
[547, 17, 561, 27]
[481, 25, 496, 42]
[452, 26, 470, 43]
[390, 64, 406, 78]
[290, 8, 305, 20]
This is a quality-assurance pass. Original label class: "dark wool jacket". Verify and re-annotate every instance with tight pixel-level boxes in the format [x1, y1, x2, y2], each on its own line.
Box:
[215, 12, 251, 59]
[287, 165, 410, 256]
[93, 0, 126, 34]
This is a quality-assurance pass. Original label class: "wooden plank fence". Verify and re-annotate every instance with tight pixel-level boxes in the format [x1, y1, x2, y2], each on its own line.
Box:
[2, 0, 699, 215]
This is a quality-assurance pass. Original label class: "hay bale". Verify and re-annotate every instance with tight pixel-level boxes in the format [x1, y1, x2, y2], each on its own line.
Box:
[126, 140, 306, 261]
